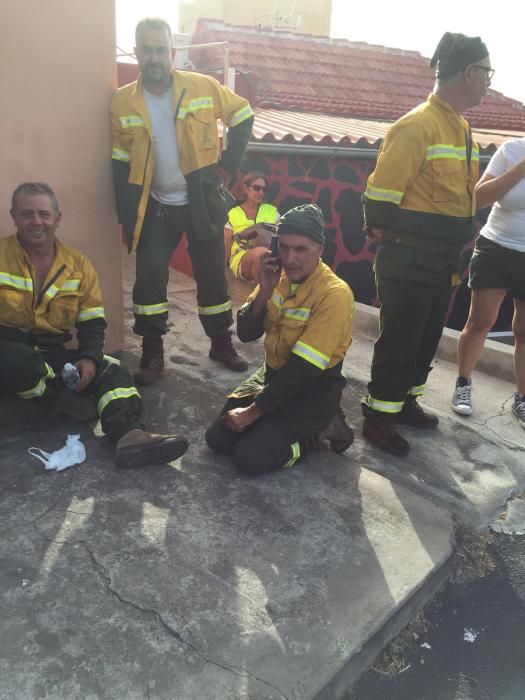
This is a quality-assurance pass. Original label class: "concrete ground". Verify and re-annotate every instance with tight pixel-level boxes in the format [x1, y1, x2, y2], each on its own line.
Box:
[0, 258, 523, 699]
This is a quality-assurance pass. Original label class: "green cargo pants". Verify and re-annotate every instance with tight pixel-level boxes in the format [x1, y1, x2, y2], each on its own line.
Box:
[0, 339, 144, 442]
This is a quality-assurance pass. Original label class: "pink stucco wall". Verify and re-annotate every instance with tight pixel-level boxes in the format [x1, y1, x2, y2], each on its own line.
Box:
[0, 1, 123, 351]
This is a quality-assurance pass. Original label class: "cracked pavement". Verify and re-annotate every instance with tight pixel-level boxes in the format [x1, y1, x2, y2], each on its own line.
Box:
[0, 363, 452, 699]
[0, 264, 523, 698]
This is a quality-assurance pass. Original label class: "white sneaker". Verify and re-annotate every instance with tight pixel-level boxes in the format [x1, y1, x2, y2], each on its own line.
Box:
[512, 393, 525, 429]
[451, 380, 473, 416]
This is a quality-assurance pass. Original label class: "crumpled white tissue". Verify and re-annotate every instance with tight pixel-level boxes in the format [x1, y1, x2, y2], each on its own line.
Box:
[28, 434, 86, 471]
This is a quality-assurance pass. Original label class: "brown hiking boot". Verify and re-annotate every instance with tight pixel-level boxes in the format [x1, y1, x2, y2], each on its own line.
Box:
[209, 332, 248, 372]
[319, 406, 354, 453]
[395, 397, 439, 429]
[115, 428, 189, 469]
[134, 336, 164, 386]
[362, 403, 410, 457]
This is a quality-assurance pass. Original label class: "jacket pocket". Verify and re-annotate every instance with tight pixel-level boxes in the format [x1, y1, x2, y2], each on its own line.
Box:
[274, 315, 306, 362]
[432, 160, 464, 203]
[47, 292, 80, 330]
[128, 128, 150, 185]
[187, 111, 217, 151]
[0, 288, 29, 327]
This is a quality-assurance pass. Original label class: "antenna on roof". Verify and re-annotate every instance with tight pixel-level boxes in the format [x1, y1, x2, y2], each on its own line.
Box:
[256, 0, 302, 31]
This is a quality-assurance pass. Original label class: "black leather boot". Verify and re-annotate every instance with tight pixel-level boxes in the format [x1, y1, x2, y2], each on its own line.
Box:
[318, 406, 354, 453]
[209, 332, 248, 372]
[395, 396, 439, 429]
[134, 336, 164, 386]
[362, 403, 410, 457]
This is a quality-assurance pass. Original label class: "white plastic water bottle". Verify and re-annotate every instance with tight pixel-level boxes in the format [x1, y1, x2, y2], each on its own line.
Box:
[61, 363, 80, 391]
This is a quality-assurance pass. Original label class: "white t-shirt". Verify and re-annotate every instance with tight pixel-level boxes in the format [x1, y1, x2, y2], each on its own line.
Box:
[480, 137, 525, 252]
[144, 86, 189, 206]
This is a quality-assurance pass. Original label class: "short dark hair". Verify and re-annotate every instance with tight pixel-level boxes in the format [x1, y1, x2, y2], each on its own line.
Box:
[11, 182, 60, 213]
[135, 17, 173, 47]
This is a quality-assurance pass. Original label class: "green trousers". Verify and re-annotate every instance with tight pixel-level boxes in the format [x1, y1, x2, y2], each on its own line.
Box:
[367, 275, 451, 414]
[133, 197, 233, 339]
[0, 339, 143, 442]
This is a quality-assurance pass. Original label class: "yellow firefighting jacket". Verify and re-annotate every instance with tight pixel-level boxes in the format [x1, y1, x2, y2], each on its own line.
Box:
[363, 94, 480, 283]
[0, 235, 106, 362]
[111, 70, 254, 253]
[365, 93, 479, 221]
[236, 261, 354, 413]
[262, 261, 353, 371]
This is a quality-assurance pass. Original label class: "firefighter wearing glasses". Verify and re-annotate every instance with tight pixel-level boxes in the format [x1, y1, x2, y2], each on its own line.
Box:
[361, 32, 492, 456]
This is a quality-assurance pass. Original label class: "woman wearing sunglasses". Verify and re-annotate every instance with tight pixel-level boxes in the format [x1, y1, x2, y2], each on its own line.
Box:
[225, 172, 279, 283]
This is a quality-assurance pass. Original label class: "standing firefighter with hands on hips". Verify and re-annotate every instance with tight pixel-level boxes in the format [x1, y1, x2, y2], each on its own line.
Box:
[111, 17, 254, 385]
[205, 204, 355, 476]
[361, 32, 492, 457]
[0, 182, 189, 469]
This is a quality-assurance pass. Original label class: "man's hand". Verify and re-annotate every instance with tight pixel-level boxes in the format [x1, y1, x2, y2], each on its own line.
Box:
[248, 251, 281, 316]
[216, 166, 232, 188]
[364, 226, 385, 243]
[75, 358, 97, 392]
[258, 251, 282, 296]
[225, 403, 263, 433]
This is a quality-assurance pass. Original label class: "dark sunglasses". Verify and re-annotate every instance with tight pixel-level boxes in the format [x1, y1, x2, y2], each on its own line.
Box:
[249, 184, 267, 192]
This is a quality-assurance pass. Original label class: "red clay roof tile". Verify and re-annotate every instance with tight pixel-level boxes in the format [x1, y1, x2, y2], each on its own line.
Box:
[190, 19, 525, 131]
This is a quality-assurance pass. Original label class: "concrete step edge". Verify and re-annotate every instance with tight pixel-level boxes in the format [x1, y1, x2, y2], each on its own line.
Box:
[314, 547, 455, 700]
[353, 302, 514, 384]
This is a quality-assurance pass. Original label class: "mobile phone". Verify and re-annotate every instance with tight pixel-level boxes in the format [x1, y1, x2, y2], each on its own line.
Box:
[270, 232, 280, 262]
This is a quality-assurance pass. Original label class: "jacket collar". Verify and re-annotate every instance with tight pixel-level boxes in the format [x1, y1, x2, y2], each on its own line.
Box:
[280, 260, 324, 298]
[132, 69, 187, 133]
[428, 93, 467, 126]
[11, 235, 73, 279]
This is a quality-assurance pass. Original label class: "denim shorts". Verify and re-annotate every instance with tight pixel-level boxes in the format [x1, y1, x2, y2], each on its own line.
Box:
[469, 235, 525, 299]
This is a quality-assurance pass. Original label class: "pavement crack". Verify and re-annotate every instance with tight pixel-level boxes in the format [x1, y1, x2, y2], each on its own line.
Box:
[451, 412, 525, 455]
[478, 421, 525, 454]
[77, 540, 290, 699]
[4, 470, 75, 537]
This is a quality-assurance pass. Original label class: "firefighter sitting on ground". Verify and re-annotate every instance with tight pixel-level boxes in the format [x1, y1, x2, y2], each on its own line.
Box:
[205, 204, 355, 476]
[0, 182, 188, 468]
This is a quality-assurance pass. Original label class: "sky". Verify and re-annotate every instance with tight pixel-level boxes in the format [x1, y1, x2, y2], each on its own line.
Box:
[116, 0, 525, 105]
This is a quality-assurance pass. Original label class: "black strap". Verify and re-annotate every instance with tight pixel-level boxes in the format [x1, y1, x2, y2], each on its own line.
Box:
[465, 128, 473, 169]
[36, 264, 66, 308]
[174, 87, 186, 122]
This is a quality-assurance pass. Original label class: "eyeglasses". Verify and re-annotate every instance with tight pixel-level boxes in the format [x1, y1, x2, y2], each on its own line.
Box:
[472, 65, 495, 82]
[249, 184, 267, 192]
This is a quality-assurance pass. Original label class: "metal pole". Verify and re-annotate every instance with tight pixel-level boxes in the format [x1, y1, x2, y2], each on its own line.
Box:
[246, 141, 493, 163]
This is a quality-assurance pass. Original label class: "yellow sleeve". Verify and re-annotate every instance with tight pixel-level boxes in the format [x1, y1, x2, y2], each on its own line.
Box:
[366, 119, 428, 206]
[210, 78, 254, 128]
[77, 257, 105, 323]
[110, 92, 131, 165]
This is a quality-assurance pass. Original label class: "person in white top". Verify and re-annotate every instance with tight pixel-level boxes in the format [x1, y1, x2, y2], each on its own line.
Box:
[451, 137, 525, 428]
